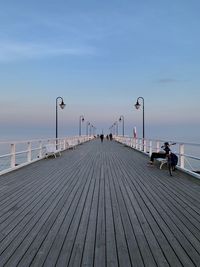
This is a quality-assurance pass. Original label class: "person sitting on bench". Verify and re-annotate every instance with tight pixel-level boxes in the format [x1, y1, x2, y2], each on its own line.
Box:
[149, 142, 170, 164]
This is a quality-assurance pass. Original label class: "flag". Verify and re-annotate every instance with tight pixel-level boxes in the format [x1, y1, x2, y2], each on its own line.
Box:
[133, 126, 137, 138]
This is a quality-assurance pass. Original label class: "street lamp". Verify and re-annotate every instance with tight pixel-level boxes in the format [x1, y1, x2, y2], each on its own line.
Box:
[56, 96, 66, 141]
[119, 115, 124, 136]
[86, 121, 90, 136]
[134, 96, 145, 140]
[79, 115, 84, 136]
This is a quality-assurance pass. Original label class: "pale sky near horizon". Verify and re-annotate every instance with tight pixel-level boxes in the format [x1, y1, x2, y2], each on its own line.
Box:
[0, 0, 200, 141]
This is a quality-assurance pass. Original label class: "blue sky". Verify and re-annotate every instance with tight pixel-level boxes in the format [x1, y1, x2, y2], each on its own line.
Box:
[0, 0, 200, 141]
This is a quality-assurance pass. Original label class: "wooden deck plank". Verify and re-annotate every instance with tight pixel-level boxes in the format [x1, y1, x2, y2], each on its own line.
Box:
[109, 154, 166, 267]
[17, 163, 92, 266]
[66, 158, 97, 266]
[114, 166, 171, 267]
[42, 153, 96, 267]
[1, 172, 78, 266]
[114, 149, 200, 244]
[93, 163, 106, 267]
[0, 151, 94, 266]
[134, 178, 200, 265]
[81, 156, 101, 267]
[113, 160, 184, 266]
[108, 154, 146, 266]
[107, 157, 132, 267]
[103, 155, 119, 267]
[113, 148, 200, 266]
[0, 139, 200, 266]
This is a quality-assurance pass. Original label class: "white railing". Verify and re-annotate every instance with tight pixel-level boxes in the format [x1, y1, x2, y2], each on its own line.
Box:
[1, 135, 199, 179]
[0, 135, 92, 175]
[114, 136, 200, 179]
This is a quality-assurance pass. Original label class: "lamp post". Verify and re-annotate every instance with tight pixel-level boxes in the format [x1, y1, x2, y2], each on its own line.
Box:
[79, 115, 84, 136]
[119, 115, 124, 136]
[86, 121, 90, 136]
[92, 126, 96, 136]
[114, 121, 118, 136]
[56, 96, 66, 141]
[134, 96, 145, 140]
[111, 124, 115, 135]
[89, 124, 93, 136]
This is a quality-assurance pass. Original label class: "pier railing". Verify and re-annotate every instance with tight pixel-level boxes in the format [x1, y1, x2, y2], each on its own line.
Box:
[115, 136, 200, 179]
[1, 135, 200, 179]
[0, 136, 92, 175]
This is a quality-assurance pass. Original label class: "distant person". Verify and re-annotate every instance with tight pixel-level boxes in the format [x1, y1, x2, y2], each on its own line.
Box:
[100, 134, 104, 142]
[109, 133, 113, 141]
[149, 142, 170, 164]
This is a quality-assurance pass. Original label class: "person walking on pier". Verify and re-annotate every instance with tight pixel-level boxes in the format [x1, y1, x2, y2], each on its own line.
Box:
[100, 134, 104, 142]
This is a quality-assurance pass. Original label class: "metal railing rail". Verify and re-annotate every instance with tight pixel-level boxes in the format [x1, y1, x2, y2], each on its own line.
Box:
[0, 135, 92, 175]
[1, 135, 199, 179]
[114, 136, 200, 179]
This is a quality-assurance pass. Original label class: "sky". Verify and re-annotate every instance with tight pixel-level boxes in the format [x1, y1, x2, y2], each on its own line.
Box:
[0, 0, 200, 142]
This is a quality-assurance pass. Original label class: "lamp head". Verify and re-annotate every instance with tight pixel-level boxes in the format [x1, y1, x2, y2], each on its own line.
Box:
[59, 100, 66, 109]
[134, 100, 140, 110]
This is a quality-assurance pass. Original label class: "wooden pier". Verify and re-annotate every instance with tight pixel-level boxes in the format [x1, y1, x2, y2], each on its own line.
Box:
[0, 139, 200, 267]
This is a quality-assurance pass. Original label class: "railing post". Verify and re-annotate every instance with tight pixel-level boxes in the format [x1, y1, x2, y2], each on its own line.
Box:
[156, 141, 160, 152]
[149, 141, 152, 158]
[143, 139, 147, 153]
[179, 144, 185, 168]
[130, 137, 133, 147]
[39, 141, 42, 158]
[123, 137, 126, 145]
[64, 138, 67, 150]
[139, 139, 142, 151]
[27, 142, 31, 162]
[132, 137, 134, 147]
[11, 143, 16, 168]
[135, 138, 138, 149]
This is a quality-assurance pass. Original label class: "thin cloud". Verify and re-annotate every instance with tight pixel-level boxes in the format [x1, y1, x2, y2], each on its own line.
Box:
[0, 41, 95, 62]
[157, 78, 179, 83]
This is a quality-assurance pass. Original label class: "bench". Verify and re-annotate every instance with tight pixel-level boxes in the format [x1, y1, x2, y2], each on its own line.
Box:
[156, 158, 168, 169]
[45, 144, 61, 158]
[66, 140, 78, 150]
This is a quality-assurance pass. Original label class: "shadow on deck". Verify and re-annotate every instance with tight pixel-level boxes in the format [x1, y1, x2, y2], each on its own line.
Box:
[0, 139, 200, 267]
